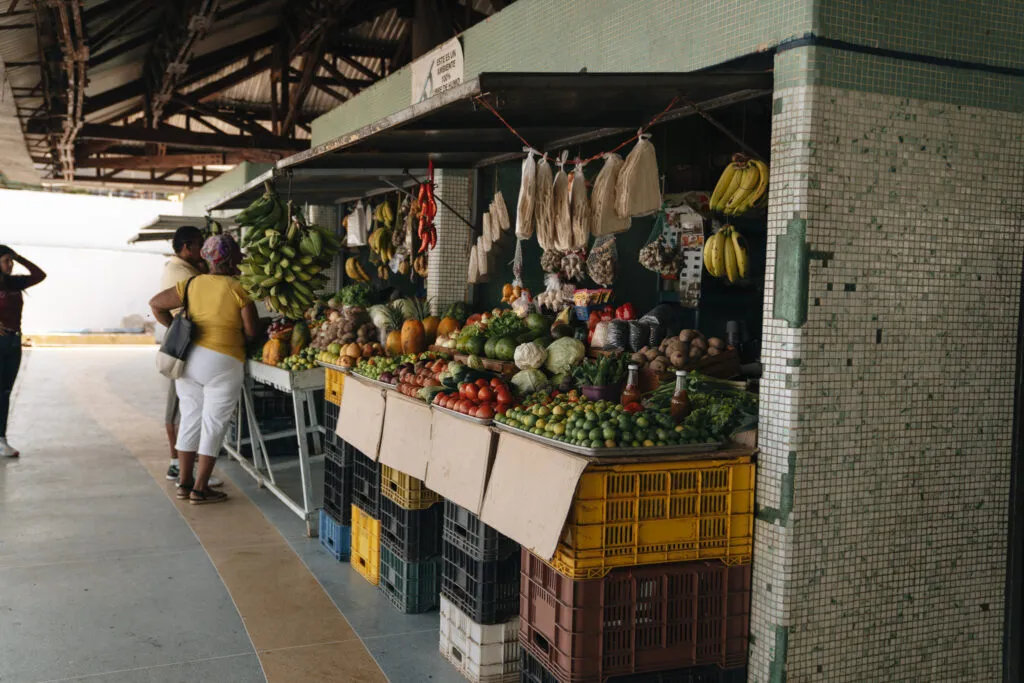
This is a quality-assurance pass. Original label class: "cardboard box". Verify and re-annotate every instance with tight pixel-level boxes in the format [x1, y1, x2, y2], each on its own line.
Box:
[425, 410, 497, 515]
[378, 392, 433, 480]
[335, 375, 386, 459]
[479, 432, 589, 561]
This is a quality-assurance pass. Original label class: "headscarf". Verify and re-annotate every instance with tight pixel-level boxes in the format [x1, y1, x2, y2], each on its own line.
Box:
[201, 234, 241, 271]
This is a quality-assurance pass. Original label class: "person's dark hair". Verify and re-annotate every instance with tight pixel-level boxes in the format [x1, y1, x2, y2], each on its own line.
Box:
[0, 245, 13, 260]
[172, 226, 204, 255]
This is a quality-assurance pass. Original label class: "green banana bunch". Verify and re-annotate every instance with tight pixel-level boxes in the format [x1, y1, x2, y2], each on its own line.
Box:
[237, 190, 342, 320]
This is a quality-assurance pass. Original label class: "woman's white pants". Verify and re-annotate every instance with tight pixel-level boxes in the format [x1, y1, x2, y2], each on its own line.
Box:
[174, 345, 243, 456]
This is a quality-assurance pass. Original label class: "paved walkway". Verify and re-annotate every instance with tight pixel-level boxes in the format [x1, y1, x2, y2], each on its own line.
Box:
[0, 348, 462, 683]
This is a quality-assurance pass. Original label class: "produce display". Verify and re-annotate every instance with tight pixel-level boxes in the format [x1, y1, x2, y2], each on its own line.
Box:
[631, 329, 728, 373]
[310, 305, 378, 354]
[433, 375, 514, 421]
[352, 351, 447, 385]
[278, 345, 319, 372]
[395, 358, 449, 401]
[236, 184, 340, 319]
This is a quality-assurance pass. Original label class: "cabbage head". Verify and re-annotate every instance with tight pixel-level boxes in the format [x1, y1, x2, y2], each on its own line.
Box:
[514, 342, 547, 370]
[511, 368, 548, 395]
[544, 337, 586, 374]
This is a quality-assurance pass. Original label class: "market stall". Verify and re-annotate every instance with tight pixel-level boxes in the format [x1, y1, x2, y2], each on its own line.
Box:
[209, 67, 773, 682]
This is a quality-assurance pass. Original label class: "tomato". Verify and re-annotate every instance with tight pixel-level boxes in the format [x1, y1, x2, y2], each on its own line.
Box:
[477, 386, 494, 402]
[490, 377, 504, 389]
[495, 404, 508, 416]
[495, 387, 512, 404]
[462, 384, 478, 402]
[475, 378, 489, 389]
[476, 404, 494, 419]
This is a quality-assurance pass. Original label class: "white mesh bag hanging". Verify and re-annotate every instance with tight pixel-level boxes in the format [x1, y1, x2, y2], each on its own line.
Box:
[515, 149, 537, 239]
[551, 151, 572, 251]
[533, 155, 555, 250]
[615, 132, 662, 218]
[569, 160, 591, 249]
[590, 153, 630, 236]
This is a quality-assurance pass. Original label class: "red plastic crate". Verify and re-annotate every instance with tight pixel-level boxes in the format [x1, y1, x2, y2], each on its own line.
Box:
[519, 549, 750, 682]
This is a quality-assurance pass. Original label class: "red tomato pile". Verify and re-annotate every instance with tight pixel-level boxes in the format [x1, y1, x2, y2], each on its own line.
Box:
[434, 377, 514, 420]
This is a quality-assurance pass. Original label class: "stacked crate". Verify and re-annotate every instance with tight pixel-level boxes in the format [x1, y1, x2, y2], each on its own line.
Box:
[519, 456, 755, 682]
[350, 447, 383, 585]
[441, 501, 521, 683]
[320, 372, 351, 560]
[377, 466, 444, 613]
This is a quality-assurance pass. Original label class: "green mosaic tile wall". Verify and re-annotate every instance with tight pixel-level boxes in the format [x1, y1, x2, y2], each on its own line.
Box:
[749, 48, 1024, 682]
[310, 0, 814, 147]
[817, 0, 1024, 70]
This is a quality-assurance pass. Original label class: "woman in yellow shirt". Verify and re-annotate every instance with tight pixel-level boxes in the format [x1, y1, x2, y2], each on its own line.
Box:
[150, 234, 258, 505]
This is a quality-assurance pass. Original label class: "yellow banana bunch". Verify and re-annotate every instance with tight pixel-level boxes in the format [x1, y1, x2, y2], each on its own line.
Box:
[368, 227, 395, 264]
[709, 155, 769, 215]
[345, 256, 371, 283]
[702, 225, 749, 284]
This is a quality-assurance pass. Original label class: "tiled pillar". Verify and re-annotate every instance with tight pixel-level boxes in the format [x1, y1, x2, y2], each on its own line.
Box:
[426, 170, 473, 315]
[306, 204, 341, 293]
[748, 44, 1024, 683]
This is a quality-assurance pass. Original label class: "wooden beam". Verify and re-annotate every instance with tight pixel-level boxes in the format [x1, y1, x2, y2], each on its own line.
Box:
[147, 0, 222, 123]
[283, 31, 326, 136]
[28, 121, 307, 152]
[59, 175, 217, 188]
[336, 53, 380, 81]
[5, 0, 20, 16]
[89, 0, 157, 53]
[76, 151, 281, 170]
[89, 31, 152, 67]
[172, 94, 271, 137]
[310, 80, 348, 102]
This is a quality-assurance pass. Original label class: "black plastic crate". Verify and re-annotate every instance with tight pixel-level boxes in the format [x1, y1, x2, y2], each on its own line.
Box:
[323, 442, 353, 524]
[379, 495, 443, 562]
[351, 447, 381, 518]
[441, 536, 520, 625]
[379, 545, 442, 614]
[519, 651, 746, 683]
[444, 500, 518, 562]
[324, 400, 340, 448]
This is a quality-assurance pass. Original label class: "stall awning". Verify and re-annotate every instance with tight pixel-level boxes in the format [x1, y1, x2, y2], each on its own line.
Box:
[128, 214, 235, 244]
[205, 70, 772, 211]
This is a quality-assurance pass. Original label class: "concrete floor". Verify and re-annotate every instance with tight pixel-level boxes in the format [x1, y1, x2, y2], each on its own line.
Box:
[0, 348, 465, 683]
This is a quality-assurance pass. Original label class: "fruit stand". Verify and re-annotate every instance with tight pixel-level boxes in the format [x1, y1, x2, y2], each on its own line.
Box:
[223, 360, 326, 536]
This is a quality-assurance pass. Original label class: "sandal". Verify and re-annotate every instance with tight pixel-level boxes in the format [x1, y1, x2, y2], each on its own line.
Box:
[190, 488, 229, 505]
[176, 480, 194, 500]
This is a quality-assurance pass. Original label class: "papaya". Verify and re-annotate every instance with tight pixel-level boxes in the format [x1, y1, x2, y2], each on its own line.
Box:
[262, 338, 289, 366]
[290, 321, 310, 354]
[386, 329, 403, 357]
[401, 319, 425, 355]
[422, 315, 440, 345]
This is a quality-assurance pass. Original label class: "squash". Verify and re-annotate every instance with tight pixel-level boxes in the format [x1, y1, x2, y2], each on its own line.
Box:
[262, 338, 289, 366]
[436, 316, 459, 339]
[422, 316, 440, 344]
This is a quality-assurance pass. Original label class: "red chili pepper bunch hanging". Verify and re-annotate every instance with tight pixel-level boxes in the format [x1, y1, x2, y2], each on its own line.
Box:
[416, 161, 438, 253]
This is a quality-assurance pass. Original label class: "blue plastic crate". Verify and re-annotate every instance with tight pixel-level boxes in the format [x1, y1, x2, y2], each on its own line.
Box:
[319, 509, 352, 562]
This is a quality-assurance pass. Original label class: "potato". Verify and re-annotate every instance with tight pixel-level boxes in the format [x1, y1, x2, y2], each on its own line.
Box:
[691, 337, 708, 351]
[669, 352, 686, 368]
[663, 338, 685, 354]
[679, 329, 697, 342]
[707, 346, 721, 356]
[643, 347, 660, 361]
[708, 336, 726, 350]
[631, 351, 647, 365]
[649, 357, 669, 372]
[689, 347, 704, 360]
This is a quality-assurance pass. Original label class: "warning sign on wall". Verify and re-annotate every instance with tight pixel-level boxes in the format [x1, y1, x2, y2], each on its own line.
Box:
[411, 38, 464, 105]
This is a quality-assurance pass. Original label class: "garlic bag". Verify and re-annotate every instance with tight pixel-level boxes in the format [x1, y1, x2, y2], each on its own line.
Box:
[590, 153, 630, 236]
[616, 133, 661, 218]
[515, 149, 537, 239]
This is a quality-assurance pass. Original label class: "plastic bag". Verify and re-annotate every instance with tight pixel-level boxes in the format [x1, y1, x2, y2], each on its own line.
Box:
[552, 151, 572, 251]
[590, 154, 631, 236]
[467, 244, 480, 284]
[606, 319, 629, 350]
[346, 201, 371, 246]
[512, 239, 524, 286]
[591, 321, 610, 349]
[638, 209, 680, 275]
[616, 133, 662, 218]
[534, 155, 555, 250]
[628, 321, 650, 352]
[586, 235, 617, 286]
[515, 149, 537, 239]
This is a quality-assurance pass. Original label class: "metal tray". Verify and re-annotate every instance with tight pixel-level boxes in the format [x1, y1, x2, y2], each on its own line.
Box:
[492, 421, 723, 459]
[317, 361, 352, 373]
[348, 372, 398, 392]
[432, 403, 493, 426]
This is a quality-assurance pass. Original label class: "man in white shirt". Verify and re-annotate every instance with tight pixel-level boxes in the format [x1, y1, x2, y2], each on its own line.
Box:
[159, 226, 219, 486]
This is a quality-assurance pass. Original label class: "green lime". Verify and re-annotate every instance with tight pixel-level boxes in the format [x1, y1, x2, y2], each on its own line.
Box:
[636, 416, 649, 428]
[589, 439, 603, 449]
[551, 423, 566, 436]
[588, 428, 602, 441]
[602, 427, 617, 441]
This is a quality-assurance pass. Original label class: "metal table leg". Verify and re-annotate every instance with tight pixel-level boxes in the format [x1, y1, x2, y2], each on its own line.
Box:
[293, 388, 317, 537]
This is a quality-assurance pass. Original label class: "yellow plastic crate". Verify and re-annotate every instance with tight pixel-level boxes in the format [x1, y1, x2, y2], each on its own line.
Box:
[380, 465, 442, 510]
[350, 504, 381, 586]
[550, 456, 754, 579]
[325, 368, 346, 406]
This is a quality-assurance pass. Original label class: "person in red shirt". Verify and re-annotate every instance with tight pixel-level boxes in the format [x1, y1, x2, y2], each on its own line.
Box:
[0, 246, 46, 457]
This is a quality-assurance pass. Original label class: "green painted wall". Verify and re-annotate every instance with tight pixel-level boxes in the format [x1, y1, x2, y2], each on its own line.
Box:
[182, 162, 273, 215]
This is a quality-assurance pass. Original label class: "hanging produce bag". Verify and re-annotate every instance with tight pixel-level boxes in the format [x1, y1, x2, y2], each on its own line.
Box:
[491, 190, 510, 233]
[467, 243, 480, 284]
[586, 235, 618, 286]
[534, 155, 555, 250]
[638, 208, 681, 276]
[616, 133, 662, 218]
[540, 249, 562, 274]
[569, 161, 591, 249]
[512, 238, 524, 286]
[346, 201, 371, 246]
[552, 151, 572, 251]
[590, 153, 631, 236]
[515, 149, 537, 239]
